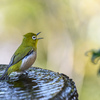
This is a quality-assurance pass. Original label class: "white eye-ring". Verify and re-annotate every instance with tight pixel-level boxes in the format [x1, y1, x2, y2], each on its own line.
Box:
[32, 36, 36, 40]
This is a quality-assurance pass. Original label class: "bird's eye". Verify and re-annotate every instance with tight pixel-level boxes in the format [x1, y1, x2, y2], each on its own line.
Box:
[32, 36, 36, 40]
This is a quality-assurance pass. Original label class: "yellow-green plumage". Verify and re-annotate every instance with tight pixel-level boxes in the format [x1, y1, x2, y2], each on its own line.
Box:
[0, 32, 42, 80]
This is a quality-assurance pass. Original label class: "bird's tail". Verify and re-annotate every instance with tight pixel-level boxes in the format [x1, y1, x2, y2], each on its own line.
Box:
[0, 67, 9, 80]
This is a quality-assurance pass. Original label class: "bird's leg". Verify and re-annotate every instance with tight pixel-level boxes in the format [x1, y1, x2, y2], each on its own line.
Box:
[23, 70, 28, 75]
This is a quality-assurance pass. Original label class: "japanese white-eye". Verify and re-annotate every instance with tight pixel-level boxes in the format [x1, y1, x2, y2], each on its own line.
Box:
[0, 32, 43, 80]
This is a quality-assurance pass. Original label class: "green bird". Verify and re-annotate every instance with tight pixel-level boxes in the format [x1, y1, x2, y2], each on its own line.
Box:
[0, 32, 43, 80]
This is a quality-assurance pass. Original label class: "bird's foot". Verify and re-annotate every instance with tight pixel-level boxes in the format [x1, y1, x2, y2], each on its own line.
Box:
[23, 71, 28, 75]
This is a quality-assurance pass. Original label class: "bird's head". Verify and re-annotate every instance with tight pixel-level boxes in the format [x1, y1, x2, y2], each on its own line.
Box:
[23, 32, 43, 49]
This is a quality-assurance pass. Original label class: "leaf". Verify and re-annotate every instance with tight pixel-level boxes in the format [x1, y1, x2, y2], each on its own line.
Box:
[86, 49, 100, 64]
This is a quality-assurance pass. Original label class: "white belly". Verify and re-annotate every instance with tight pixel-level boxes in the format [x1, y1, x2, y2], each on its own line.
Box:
[20, 51, 36, 71]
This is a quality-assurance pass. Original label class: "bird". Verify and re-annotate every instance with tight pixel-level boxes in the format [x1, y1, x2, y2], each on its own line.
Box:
[0, 32, 43, 80]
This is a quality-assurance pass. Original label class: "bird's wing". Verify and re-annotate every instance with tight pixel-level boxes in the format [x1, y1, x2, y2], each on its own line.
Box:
[0, 47, 34, 79]
[8, 46, 33, 67]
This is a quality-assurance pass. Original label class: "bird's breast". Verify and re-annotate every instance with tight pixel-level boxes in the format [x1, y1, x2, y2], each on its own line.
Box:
[20, 51, 36, 71]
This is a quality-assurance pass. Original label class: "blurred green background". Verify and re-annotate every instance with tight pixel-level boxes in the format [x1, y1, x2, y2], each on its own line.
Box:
[0, 0, 100, 100]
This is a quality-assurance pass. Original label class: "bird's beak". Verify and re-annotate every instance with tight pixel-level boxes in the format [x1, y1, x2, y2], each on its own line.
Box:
[37, 32, 41, 36]
[37, 37, 43, 40]
[37, 32, 43, 40]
